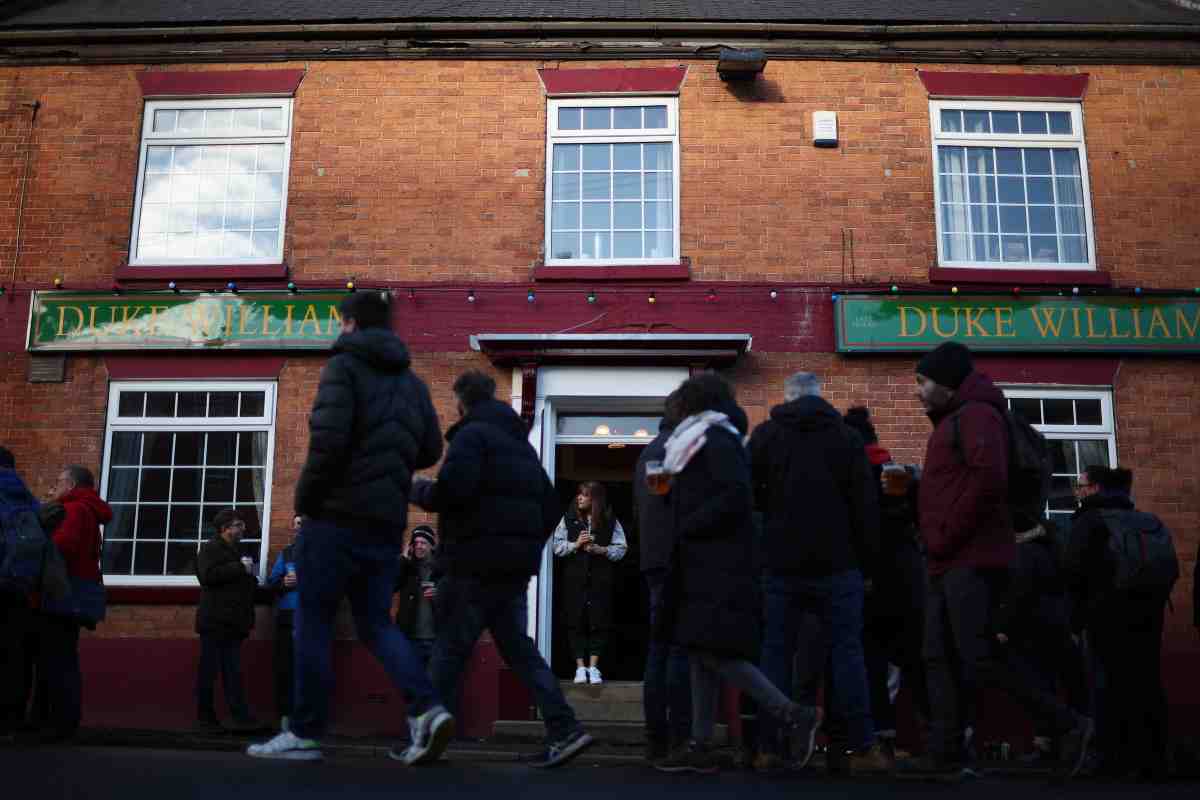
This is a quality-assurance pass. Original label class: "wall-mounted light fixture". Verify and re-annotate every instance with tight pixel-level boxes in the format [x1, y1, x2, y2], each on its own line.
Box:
[717, 47, 767, 81]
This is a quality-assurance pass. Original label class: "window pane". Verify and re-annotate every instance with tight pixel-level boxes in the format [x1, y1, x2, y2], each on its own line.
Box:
[557, 107, 581, 130]
[613, 173, 640, 199]
[234, 108, 260, 131]
[969, 204, 998, 233]
[999, 206, 1027, 234]
[973, 235, 1001, 261]
[1030, 236, 1059, 262]
[613, 202, 641, 228]
[644, 106, 667, 128]
[997, 176, 1025, 204]
[166, 543, 200, 576]
[206, 109, 232, 132]
[1024, 150, 1052, 175]
[143, 174, 169, 205]
[136, 505, 169, 540]
[1061, 236, 1087, 263]
[172, 468, 202, 502]
[252, 231, 277, 258]
[942, 234, 970, 261]
[1056, 177, 1083, 205]
[103, 541, 133, 575]
[967, 175, 996, 204]
[613, 107, 641, 129]
[177, 392, 206, 418]
[581, 202, 610, 229]
[1028, 206, 1056, 234]
[253, 203, 280, 229]
[1077, 440, 1110, 469]
[644, 201, 672, 229]
[173, 432, 203, 466]
[229, 174, 254, 202]
[206, 432, 237, 466]
[644, 172, 671, 200]
[118, 392, 146, 418]
[1009, 397, 1042, 424]
[580, 232, 610, 259]
[551, 202, 579, 230]
[1048, 112, 1072, 134]
[133, 542, 166, 576]
[1076, 399, 1102, 425]
[644, 143, 672, 170]
[1050, 439, 1075, 474]
[583, 107, 611, 130]
[108, 505, 136, 539]
[255, 173, 283, 202]
[236, 469, 264, 503]
[938, 146, 965, 173]
[939, 175, 967, 203]
[995, 148, 1022, 174]
[110, 432, 141, 466]
[261, 107, 283, 132]
[581, 144, 609, 171]
[230, 147, 255, 173]
[146, 392, 175, 418]
[106, 471, 139, 502]
[1027, 177, 1054, 205]
[552, 173, 580, 201]
[139, 469, 171, 502]
[204, 468, 236, 503]
[965, 148, 993, 174]
[1001, 237, 1028, 262]
[550, 232, 579, 260]
[1043, 398, 1074, 425]
[209, 392, 239, 417]
[146, 147, 172, 172]
[581, 173, 610, 200]
[169, 505, 201, 540]
[1048, 477, 1076, 513]
[143, 432, 174, 466]
[644, 231, 673, 259]
[552, 144, 579, 171]
[1053, 149, 1080, 175]
[1058, 206, 1085, 235]
[964, 110, 990, 133]
[153, 110, 177, 133]
[940, 110, 963, 132]
[992, 111, 1019, 134]
[612, 143, 640, 170]
[613, 231, 642, 259]
[1020, 111, 1048, 134]
[178, 110, 204, 131]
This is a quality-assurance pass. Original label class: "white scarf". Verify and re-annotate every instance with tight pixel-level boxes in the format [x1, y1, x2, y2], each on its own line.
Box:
[662, 411, 741, 475]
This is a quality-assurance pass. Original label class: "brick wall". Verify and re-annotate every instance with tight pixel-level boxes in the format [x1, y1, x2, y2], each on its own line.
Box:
[0, 60, 1194, 288]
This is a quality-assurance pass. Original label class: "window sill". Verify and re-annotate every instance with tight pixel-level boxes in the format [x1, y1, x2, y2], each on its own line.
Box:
[115, 263, 289, 284]
[929, 266, 1111, 286]
[534, 259, 690, 282]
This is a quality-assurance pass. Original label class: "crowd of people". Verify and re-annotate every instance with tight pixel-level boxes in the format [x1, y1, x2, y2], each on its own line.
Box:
[2, 289, 1197, 782]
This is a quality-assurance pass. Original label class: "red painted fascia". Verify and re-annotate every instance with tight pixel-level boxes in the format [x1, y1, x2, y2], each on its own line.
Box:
[106, 586, 200, 605]
[533, 261, 690, 282]
[105, 355, 287, 380]
[976, 356, 1119, 386]
[538, 66, 688, 96]
[115, 264, 289, 284]
[918, 70, 1089, 100]
[929, 267, 1112, 287]
[137, 69, 306, 98]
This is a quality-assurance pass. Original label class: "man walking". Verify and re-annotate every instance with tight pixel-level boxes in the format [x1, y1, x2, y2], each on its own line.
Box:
[748, 372, 889, 774]
[411, 370, 593, 769]
[633, 390, 690, 763]
[0, 447, 37, 742]
[904, 341, 1093, 779]
[249, 290, 450, 763]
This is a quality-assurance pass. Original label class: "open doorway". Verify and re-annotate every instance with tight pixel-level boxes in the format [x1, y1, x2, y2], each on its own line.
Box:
[550, 441, 647, 682]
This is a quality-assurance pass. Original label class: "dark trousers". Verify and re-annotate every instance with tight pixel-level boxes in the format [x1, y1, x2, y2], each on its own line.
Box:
[567, 599, 610, 662]
[1089, 596, 1169, 775]
[864, 546, 929, 736]
[924, 567, 1080, 762]
[273, 617, 294, 719]
[292, 519, 438, 739]
[642, 570, 691, 746]
[0, 594, 30, 735]
[197, 634, 250, 721]
[431, 575, 579, 743]
[37, 613, 82, 735]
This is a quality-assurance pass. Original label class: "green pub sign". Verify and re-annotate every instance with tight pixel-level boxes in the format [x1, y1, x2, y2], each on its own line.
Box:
[835, 294, 1200, 354]
[28, 291, 347, 351]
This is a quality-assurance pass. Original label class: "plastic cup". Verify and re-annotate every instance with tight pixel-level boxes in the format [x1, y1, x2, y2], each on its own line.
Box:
[644, 460, 671, 495]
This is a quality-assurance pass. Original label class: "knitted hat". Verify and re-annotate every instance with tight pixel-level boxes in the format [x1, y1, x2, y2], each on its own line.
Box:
[916, 342, 973, 390]
[410, 525, 437, 548]
[843, 407, 878, 445]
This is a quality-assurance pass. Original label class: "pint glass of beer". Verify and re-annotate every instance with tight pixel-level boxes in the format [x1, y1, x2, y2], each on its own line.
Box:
[644, 460, 672, 495]
[882, 463, 911, 496]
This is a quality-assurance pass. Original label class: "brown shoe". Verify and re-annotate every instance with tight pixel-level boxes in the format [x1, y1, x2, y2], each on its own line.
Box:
[849, 742, 895, 775]
[752, 752, 786, 774]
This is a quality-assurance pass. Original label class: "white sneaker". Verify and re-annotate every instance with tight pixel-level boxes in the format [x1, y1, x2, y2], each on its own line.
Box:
[588, 666, 603, 685]
[388, 716, 420, 764]
[573, 667, 588, 684]
[246, 730, 323, 761]
[401, 705, 455, 766]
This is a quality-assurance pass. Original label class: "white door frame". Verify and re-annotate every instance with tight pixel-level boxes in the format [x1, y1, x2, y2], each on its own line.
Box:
[518, 366, 689, 662]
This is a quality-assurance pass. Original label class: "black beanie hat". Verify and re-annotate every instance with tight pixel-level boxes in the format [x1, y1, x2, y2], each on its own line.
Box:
[411, 525, 437, 548]
[916, 341, 973, 390]
[843, 407, 878, 445]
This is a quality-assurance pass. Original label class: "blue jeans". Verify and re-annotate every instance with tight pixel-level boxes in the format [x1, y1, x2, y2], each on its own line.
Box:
[761, 570, 874, 752]
[291, 519, 439, 740]
[643, 570, 691, 745]
[430, 575, 579, 743]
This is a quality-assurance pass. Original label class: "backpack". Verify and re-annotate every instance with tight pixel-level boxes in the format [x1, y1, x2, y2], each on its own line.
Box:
[953, 403, 1054, 532]
[1098, 508, 1179, 595]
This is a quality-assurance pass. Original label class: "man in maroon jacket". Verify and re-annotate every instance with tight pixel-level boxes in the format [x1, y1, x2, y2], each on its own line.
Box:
[901, 342, 1093, 779]
[39, 464, 111, 741]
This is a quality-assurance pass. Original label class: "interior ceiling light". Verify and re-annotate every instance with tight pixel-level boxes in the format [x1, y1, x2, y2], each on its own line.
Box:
[593, 424, 611, 436]
[634, 429, 650, 437]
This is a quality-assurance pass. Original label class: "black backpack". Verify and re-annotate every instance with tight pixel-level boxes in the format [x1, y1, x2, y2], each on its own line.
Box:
[952, 403, 1053, 533]
[1099, 509, 1179, 595]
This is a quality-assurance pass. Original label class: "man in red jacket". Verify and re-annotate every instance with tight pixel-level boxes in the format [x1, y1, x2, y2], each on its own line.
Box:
[899, 342, 1093, 780]
[39, 464, 111, 742]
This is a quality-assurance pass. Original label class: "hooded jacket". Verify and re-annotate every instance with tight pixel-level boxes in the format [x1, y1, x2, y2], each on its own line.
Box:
[411, 398, 557, 579]
[1063, 491, 1139, 630]
[295, 327, 443, 528]
[52, 486, 111, 583]
[634, 422, 675, 574]
[918, 371, 1014, 577]
[748, 396, 880, 578]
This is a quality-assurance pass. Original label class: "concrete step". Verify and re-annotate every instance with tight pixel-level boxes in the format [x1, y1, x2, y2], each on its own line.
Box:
[492, 719, 728, 747]
[558, 680, 645, 722]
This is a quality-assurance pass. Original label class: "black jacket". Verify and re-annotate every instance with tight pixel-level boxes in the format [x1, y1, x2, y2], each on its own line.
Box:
[668, 424, 760, 661]
[748, 396, 880, 578]
[634, 423, 675, 574]
[412, 398, 557, 579]
[995, 524, 1069, 645]
[295, 327, 443, 528]
[1064, 492, 1135, 631]
[195, 535, 257, 639]
[393, 556, 435, 637]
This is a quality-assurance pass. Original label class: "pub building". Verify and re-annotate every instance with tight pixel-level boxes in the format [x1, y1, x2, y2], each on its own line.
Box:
[0, 1, 1197, 746]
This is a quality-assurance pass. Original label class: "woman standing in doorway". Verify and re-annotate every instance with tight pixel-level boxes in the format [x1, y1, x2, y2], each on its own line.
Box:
[553, 481, 628, 685]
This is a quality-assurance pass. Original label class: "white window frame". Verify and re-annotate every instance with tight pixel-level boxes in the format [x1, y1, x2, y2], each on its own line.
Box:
[100, 380, 277, 586]
[930, 99, 1097, 271]
[544, 96, 681, 267]
[129, 97, 294, 267]
[1001, 386, 1117, 520]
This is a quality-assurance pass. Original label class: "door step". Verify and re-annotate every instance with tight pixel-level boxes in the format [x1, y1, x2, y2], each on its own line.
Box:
[492, 719, 727, 747]
[559, 680, 644, 722]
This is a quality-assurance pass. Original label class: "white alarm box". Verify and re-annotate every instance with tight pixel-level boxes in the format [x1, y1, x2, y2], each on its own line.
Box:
[813, 111, 838, 147]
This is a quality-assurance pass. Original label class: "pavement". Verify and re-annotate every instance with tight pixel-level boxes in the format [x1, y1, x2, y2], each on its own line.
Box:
[4, 744, 1200, 800]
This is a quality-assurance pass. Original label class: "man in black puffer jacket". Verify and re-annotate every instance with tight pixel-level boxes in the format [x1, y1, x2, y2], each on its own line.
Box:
[411, 370, 593, 770]
[249, 291, 452, 766]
